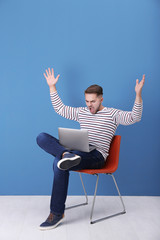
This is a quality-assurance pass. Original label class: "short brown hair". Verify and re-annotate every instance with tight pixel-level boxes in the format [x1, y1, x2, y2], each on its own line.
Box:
[84, 84, 103, 96]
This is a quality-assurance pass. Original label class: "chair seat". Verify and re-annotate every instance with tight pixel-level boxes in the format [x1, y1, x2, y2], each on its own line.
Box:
[77, 164, 116, 175]
[77, 135, 121, 175]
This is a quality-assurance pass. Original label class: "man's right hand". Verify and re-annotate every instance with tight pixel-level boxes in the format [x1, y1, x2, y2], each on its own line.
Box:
[44, 68, 60, 93]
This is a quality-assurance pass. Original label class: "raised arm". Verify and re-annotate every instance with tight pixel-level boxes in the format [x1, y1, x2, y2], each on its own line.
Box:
[113, 74, 145, 125]
[43, 67, 82, 122]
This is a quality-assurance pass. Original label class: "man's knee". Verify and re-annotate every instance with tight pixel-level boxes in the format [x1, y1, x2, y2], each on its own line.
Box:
[36, 132, 48, 147]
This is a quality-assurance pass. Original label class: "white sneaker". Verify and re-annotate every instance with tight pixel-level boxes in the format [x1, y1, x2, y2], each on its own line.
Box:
[57, 152, 81, 170]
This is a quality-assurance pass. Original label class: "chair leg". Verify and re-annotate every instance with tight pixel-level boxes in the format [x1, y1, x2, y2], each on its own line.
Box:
[90, 174, 99, 224]
[90, 173, 126, 224]
[110, 173, 126, 214]
[66, 173, 88, 210]
[79, 173, 88, 205]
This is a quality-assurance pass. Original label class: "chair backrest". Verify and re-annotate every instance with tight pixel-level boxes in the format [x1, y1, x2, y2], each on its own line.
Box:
[77, 135, 121, 174]
[104, 135, 121, 173]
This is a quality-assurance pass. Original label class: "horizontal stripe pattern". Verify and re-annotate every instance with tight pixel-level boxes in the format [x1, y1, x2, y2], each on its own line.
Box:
[50, 92, 143, 160]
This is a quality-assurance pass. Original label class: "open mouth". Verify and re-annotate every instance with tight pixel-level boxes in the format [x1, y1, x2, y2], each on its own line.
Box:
[89, 107, 94, 113]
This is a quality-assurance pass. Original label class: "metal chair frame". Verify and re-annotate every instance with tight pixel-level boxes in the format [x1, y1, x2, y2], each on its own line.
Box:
[66, 172, 126, 224]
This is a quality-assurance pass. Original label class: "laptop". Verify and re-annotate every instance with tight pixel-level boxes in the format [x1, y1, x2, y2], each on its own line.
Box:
[58, 128, 96, 152]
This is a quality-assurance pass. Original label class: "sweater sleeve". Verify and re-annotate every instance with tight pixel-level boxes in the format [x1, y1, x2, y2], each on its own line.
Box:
[112, 102, 143, 126]
[50, 91, 82, 122]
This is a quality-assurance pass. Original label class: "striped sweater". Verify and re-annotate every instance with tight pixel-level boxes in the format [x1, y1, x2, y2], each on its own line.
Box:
[50, 91, 143, 160]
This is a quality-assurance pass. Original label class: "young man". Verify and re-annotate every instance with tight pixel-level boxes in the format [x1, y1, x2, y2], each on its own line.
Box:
[36, 68, 145, 230]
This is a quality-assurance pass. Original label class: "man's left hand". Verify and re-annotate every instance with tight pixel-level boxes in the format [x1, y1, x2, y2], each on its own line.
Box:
[135, 74, 145, 96]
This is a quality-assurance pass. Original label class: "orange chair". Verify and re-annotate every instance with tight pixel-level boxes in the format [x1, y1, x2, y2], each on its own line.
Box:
[68, 135, 126, 224]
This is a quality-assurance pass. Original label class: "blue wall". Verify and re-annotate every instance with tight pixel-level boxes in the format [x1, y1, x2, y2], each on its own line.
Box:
[0, 0, 160, 196]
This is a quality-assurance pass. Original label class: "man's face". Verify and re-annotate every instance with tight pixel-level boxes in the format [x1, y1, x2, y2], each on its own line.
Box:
[85, 93, 103, 114]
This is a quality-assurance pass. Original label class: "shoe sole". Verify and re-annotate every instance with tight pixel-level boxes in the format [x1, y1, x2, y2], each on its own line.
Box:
[57, 156, 81, 170]
[39, 217, 64, 231]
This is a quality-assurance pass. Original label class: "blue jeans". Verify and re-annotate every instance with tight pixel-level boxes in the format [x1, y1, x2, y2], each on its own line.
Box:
[36, 132, 105, 215]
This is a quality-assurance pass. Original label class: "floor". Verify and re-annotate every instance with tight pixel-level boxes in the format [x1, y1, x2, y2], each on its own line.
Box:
[0, 196, 160, 240]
